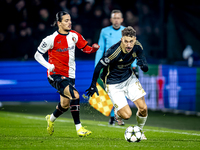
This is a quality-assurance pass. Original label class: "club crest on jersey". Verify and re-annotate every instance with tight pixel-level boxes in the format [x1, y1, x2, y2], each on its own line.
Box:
[72, 37, 76, 42]
[132, 52, 137, 57]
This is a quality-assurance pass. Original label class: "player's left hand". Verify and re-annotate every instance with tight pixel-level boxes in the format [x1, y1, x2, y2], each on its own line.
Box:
[86, 83, 99, 97]
[136, 59, 144, 67]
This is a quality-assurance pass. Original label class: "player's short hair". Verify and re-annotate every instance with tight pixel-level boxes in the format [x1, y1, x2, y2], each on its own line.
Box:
[122, 26, 136, 37]
[111, 10, 123, 18]
[52, 11, 69, 27]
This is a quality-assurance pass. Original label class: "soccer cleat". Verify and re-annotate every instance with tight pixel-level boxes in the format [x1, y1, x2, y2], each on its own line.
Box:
[45, 115, 54, 136]
[141, 132, 147, 140]
[114, 109, 125, 126]
[77, 127, 92, 137]
[109, 117, 115, 125]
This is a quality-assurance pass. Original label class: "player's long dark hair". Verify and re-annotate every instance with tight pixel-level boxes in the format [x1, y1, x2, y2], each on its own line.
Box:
[51, 11, 69, 27]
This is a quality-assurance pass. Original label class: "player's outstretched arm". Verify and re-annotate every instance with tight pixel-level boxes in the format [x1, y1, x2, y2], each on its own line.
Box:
[86, 62, 104, 97]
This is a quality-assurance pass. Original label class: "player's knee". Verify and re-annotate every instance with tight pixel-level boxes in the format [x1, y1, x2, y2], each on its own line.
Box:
[138, 105, 148, 117]
[56, 102, 69, 112]
[60, 101, 70, 109]
[122, 111, 132, 120]
[73, 91, 80, 99]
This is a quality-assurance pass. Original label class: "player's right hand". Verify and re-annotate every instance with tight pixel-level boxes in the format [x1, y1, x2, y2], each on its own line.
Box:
[86, 83, 99, 97]
[92, 43, 100, 49]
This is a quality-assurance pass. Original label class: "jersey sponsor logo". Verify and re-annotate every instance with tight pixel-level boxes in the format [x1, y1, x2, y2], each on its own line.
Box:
[56, 46, 75, 52]
[117, 62, 132, 69]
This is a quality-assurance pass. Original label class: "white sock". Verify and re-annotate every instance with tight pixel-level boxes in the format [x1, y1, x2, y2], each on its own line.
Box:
[136, 112, 148, 129]
[75, 123, 82, 131]
[50, 113, 56, 122]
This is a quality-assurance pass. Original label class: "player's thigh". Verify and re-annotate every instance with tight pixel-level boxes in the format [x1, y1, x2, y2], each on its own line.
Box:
[106, 84, 127, 112]
[117, 104, 132, 119]
[60, 95, 70, 109]
[63, 85, 79, 100]
[126, 77, 146, 102]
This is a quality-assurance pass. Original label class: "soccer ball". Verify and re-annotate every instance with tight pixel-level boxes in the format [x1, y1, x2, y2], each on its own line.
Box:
[124, 125, 142, 142]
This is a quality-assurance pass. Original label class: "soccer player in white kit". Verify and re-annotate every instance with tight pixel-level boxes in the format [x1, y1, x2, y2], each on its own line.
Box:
[34, 11, 99, 137]
[86, 26, 148, 140]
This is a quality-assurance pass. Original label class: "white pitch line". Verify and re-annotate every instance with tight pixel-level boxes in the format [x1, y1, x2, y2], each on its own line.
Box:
[97, 124, 200, 136]
[5, 114, 200, 137]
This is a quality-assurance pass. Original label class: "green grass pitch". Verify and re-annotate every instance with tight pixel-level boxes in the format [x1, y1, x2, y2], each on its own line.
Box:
[0, 109, 200, 150]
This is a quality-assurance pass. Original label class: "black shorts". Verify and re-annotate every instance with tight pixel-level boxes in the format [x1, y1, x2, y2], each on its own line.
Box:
[48, 74, 78, 98]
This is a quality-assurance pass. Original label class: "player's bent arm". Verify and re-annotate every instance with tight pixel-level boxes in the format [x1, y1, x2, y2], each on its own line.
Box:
[34, 51, 55, 72]
[137, 55, 148, 72]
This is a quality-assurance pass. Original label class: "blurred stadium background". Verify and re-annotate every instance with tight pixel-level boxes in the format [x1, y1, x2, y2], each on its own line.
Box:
[0, 0, 200, 123]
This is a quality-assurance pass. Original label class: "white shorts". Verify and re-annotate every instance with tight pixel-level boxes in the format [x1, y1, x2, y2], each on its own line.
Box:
[105, 74, 146, 111]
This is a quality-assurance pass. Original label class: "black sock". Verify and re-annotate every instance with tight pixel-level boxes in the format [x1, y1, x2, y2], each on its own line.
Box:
[70, 99, 80, 125]
[53, 102, 68, 118]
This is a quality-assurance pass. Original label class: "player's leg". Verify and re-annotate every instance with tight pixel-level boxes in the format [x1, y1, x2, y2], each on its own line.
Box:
[46, 95, 70, 135]
[134, 96, 148, 129]
[63, 83, 92, 137]
[126, 74, 148, 140]
[134, 96, 148, 140]
[106, 84, 130, 125]
[109, 108, 115, 125]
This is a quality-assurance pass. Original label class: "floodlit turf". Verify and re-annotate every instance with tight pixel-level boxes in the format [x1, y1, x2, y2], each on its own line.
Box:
[0, 111, 200, 150]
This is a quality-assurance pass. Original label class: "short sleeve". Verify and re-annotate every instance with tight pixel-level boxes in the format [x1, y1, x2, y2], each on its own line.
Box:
[37, 36, 53, 54]
[74, 32, 88, 49]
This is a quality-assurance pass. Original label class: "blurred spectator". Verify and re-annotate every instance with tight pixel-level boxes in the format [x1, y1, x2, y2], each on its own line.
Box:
[14, 27, 36, 60]
[38, 8, 52, 26]
[91, 6, 105, 32]
[70, 5, 80, 25]
[93, 17, 110, 43]
[0, 32, 14, 59]
[55, 0, 70, 13]
[0, 0, 163, 61]
[101, 0, 120, 17]
[70, 0, 82, 6]
[6, 24, 17, 41]
[124, 10, 139, 27]
[0, 0, 15, 30]
[73, 24, 83, 34]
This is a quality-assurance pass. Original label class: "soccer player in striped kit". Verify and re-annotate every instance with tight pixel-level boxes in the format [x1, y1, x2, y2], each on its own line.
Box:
[34, 11, 99, 137]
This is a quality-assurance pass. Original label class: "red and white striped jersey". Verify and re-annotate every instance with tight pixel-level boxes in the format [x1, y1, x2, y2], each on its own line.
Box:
[37, 30, 88, 79]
